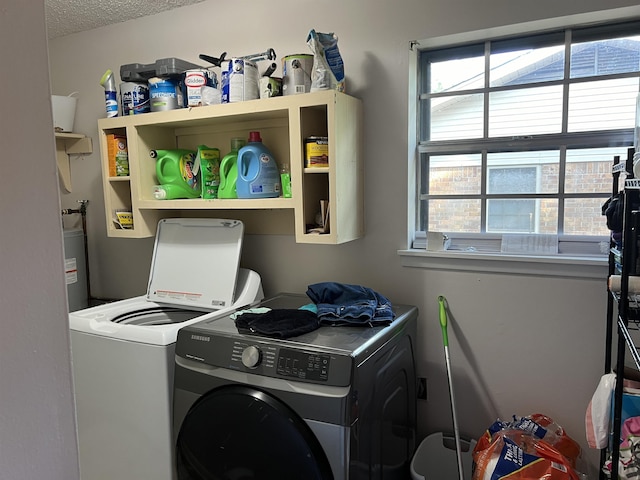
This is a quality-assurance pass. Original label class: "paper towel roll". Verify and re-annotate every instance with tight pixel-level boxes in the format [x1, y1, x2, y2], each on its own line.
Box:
[608, 275, 640, 293]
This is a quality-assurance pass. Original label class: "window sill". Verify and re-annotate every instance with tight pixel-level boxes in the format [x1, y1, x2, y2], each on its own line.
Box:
[397, 249, 608, 279]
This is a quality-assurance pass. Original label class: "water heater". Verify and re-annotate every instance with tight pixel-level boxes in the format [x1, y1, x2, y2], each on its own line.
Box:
[63, 228, 88, 312]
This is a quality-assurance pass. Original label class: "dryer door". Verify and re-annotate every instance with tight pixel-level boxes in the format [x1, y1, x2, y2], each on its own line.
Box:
[176, 385, 334, 480]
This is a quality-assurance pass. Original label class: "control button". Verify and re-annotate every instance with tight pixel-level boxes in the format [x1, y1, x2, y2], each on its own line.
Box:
[241, 345, 262, 368]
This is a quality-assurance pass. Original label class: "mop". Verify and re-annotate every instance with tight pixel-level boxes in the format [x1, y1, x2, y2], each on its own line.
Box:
[439, 295, 465, 480]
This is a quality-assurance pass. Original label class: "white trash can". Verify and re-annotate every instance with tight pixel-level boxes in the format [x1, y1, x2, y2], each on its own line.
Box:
[411, 432, 476, 480]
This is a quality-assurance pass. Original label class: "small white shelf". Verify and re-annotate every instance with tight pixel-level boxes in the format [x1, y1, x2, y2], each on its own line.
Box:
[55, 132, 93, 192]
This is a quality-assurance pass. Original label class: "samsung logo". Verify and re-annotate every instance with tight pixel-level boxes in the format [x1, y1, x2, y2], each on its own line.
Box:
[191, 334, 211, 342]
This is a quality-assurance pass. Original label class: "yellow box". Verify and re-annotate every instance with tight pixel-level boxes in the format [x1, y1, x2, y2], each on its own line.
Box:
[107, 134, 129, 177]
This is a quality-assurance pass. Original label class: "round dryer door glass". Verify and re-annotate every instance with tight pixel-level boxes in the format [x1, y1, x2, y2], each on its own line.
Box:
[176, 385, 334, 480]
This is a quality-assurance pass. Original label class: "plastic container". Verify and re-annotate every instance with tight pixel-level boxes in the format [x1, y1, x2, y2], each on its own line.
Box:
[51, 93, 78, 132]
[150, 149, 200, 199]
[198, 145, 221, 199]
[149, 77, 183, 112]
[410, 433, 475, 480]
[120, 82, 150, 115]
[100, 69, 118, 118]
[153, 184, 199, 200]
[236, 132, 281, 199]
[280, 162, 292, 198]
[218, 138, 246, 199]
[120, 57, 203, 82]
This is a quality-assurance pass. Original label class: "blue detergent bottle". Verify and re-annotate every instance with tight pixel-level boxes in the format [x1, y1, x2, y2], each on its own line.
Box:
[236, 131, 281, 199]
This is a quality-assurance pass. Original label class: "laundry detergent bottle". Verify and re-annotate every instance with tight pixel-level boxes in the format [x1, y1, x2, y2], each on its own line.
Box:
[150, 149, 201, 199]
[218, 137, 246, 199]
[236, 131, 281, 199]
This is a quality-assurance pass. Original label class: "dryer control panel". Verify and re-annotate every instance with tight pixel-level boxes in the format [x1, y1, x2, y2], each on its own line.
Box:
[228, 339, 345, 385]
[237, 343, 330, 381]
[276, 348, 330, 382]
[177, 332, 353, 387]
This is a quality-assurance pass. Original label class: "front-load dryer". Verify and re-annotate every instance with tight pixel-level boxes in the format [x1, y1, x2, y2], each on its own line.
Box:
[173, 293, 418, 479]
[69, 218, 263, 480]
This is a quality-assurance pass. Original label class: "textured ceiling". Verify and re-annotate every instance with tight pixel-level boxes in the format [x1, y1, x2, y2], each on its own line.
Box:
[45, 0, 207, 39]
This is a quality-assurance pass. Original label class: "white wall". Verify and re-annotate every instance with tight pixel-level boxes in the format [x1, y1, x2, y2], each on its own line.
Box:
[48, 0, 640, 476]
[0, 2, 80, 479]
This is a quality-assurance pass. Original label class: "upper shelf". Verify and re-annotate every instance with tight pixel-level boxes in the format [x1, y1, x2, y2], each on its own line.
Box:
[97, 91, 338, 132]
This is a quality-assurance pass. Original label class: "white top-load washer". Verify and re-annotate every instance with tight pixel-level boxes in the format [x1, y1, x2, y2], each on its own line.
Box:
[69, 218, 263, 480]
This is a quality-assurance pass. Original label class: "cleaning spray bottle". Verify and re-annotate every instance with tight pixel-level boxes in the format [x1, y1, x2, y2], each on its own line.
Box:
[150, 149, 201, 199]
[236, 131, 281, 199]
[218, 137, 246, 199]
[100, 69, 118, 118]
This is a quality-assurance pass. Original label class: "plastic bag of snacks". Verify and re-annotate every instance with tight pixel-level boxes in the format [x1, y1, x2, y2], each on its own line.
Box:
[473, 414, 585, 480]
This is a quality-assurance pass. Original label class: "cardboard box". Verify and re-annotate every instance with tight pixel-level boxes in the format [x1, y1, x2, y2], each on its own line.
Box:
[107, 134, 128, 177]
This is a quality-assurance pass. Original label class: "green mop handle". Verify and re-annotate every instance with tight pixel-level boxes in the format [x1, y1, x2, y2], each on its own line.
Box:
[438, 295, 448, 347]
[438, 294, 464, 480]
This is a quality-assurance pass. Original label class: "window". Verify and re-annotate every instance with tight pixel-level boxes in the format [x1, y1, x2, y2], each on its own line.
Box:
[487, 166, 538, 233]
[411, 18, 640, 256]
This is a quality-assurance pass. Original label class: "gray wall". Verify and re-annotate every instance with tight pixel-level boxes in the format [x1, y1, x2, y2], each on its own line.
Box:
[45, 0, 640, 477]
[1, 2, 80, 479]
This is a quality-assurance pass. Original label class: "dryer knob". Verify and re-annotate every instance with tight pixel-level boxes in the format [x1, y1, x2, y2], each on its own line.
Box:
[241, 345, 262, 368]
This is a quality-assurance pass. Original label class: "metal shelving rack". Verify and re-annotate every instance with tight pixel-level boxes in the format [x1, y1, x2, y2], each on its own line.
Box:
[605, 147, 638, 480]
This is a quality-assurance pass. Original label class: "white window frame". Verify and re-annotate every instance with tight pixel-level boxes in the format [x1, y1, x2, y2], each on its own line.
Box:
[399, 6, 640, 278]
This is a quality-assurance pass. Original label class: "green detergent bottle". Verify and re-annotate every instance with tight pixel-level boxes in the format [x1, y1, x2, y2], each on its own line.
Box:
[150, 149, 200, 199]
[197, 145, 221, 199]
[218, 137, 246, 199]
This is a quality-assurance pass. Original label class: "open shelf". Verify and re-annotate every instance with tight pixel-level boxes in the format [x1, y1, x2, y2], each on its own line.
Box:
[98, 91, 363, 243]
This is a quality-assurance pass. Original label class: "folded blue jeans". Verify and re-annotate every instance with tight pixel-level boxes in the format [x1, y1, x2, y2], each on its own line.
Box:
[306, 282, 395, 326]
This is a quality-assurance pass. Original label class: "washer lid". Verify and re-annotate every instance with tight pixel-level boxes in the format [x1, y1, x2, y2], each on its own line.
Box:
[146, 218, 243, 311]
